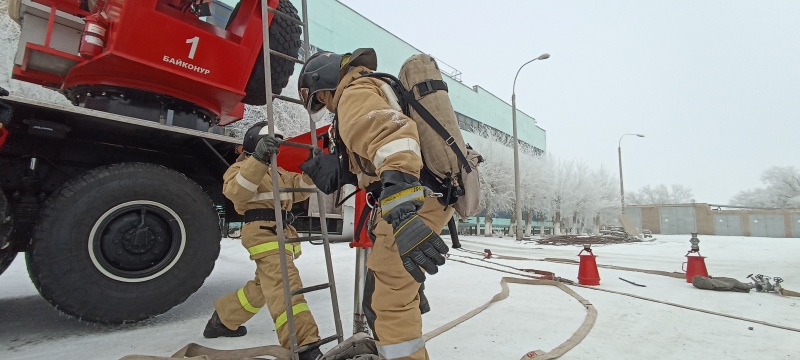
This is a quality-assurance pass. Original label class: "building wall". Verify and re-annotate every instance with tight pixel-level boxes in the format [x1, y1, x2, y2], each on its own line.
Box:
[641, 206, 661, 234]
[694, 204, 715, 235]
[290, 0, 546, 152]
[628, 204, 800, 238]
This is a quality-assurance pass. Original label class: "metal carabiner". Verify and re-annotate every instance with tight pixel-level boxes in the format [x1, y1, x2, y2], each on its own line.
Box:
[423, 187, 443, 198]
[365, 191, 379, 209]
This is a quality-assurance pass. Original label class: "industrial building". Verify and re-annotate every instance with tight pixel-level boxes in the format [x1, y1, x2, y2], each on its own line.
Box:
[626, 204, 800, 238]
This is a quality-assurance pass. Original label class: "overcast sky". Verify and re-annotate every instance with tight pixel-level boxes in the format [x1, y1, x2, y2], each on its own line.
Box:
[328, 0, 799, 204]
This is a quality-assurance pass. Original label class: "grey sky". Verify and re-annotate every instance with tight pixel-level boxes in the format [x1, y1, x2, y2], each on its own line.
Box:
[322, 0, 799, 204]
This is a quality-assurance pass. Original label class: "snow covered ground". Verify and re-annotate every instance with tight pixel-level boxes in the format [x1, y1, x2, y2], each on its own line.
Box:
[1, 234, 799, 359]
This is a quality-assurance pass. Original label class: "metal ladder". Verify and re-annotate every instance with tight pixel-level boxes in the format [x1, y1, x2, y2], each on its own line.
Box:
[258, 1, 344, 359]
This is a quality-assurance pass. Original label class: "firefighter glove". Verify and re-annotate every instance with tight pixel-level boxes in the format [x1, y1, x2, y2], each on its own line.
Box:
[379, 171, 448, 283]
[252, 135, 281, 164]
[300, 153, 341, 195]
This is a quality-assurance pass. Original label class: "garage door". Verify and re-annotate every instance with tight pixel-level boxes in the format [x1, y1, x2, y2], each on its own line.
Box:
[749, 214, 785, 238]
[714, 214, 743, 236]
[660, 207, 696, 235]
[624, 207, 643, 230]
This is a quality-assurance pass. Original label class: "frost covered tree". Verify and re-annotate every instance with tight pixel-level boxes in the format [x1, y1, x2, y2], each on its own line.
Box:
[224, 72, 330, 139]
[470, 128, 514, 236]
[547, 159, 580, 235]
[730, 166, 800, 208]
[0, 5, 68, 103]
[456, 128, 623, 237]
[626, 184, 694, 205]
[519, 152, 554, 236]
[530, 159, 621, 235]
[585, 166, 621, 233]
[559, 162, 614, 235]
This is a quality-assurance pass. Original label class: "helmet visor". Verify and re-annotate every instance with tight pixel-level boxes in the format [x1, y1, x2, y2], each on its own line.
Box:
[300, 87, 326, 113]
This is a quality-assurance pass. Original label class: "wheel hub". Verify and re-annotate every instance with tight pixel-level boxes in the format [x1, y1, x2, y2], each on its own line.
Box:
[91, 202, 184, 279]
[123, 226, 156, 254]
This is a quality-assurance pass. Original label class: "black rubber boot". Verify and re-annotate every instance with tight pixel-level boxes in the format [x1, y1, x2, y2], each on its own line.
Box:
[203, 311, 247, 338]
[298, 347, 323, 360]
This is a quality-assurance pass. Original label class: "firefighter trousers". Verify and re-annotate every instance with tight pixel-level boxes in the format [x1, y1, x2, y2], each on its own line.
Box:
[214, 229, 320, 349]
[365, 197, 454, 360]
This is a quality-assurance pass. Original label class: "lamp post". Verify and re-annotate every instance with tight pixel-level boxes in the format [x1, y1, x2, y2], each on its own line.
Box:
[512, 53, 549, 241]
[618, 133, 645, 213]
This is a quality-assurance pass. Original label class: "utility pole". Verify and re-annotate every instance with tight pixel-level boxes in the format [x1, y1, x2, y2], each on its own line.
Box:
[618, 133, 645, 213]
[511, 53, 549, 240]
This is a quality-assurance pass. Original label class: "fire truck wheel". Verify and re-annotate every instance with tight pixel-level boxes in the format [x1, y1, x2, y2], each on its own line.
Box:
[26, 163, 221, 324]
[241, 0, 302, 105]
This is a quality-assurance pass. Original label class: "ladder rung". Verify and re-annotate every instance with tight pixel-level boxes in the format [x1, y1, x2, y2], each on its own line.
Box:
[297, 335, 340, 354]
[266, 6, 305, 26]
[280, 141, 317, 150]
[291, 283, 330, 295]
[285, 235, 324, 243]
[272, 94, 305, 105]
[280, 187, 317, 193]
[269, 49, 305, 64]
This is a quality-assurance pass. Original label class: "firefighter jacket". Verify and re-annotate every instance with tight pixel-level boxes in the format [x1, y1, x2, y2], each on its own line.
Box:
[328, 65, 424, 189]
[222, 155, 316, 259]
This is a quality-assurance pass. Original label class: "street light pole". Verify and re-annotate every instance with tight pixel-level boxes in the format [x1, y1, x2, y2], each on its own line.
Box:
[618, 133, 645, 213]
[512, 53, 549, 241]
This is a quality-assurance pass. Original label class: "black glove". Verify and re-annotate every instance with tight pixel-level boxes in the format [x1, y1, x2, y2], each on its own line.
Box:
[252, 135, 281, 164]
[300, 153, 341, 195]
[379, 171, 448, 283]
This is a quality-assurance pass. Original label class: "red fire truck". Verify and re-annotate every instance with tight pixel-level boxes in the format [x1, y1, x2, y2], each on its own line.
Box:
[0, 0, 345, 324]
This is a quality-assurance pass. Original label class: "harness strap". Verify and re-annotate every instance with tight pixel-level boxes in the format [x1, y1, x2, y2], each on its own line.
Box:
[447, 217, 461, 249]
[401, 90, 472, 173]
[336, 188, 359, 207]
[243, 208, 294, 224]
[412, 79, 448, 98]
[353, 201, 372, 243]
[360, 72, 471, 173]
[354, 155, 378, 177]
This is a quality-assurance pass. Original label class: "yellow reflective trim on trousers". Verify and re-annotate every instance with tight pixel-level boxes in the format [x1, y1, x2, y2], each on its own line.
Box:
[237, 288, 260, 314]
[247, 242, 301, 256]
[274, 303, 310, 329]
[380, 186, 424, 205]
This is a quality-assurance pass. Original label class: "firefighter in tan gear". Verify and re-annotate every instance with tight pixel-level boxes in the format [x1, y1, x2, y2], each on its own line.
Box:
[299, 50, 454, 360]
[204, 122, 323, 360]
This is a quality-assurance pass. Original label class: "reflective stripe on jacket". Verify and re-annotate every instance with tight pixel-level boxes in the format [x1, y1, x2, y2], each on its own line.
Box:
[330, 66, 424, 188]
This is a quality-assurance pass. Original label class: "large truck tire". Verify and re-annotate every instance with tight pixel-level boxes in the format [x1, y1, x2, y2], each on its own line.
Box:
[239, 0, 303, 105]
[26, 163, 221, 324]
